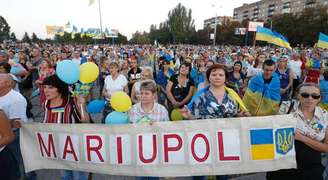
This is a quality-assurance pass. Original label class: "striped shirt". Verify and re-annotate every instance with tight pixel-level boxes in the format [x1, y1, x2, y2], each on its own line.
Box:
[43, 97, 81, 124]
[129, 102, 169, 123]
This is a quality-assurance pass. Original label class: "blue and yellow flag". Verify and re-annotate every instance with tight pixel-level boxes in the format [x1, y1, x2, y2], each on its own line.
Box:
[271, 31, 292, 49]
[242, 74, 281, 116]
[250, 129, 274, 160]
[317, 32, 328, 49]
[256, 26, 274, 42]
[256, 26, 292, 49]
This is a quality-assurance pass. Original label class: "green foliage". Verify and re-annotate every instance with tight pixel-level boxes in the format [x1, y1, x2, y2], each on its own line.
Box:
[22, 32, 31, 43]
[31, 32, 40, 43]
[10, 32, 16, 41]
[130, 31, 151, 44]
[271, 6, 328, 46]
[0, 16, 10, 42]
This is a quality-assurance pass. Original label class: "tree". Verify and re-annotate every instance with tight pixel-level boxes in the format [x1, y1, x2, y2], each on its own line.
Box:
[22, 32, 31, 43]
[10, 32, 16, 41]
[117, 33, 128, 44]
[31, 32, 39, 43]
[129, 31, 151, 44]
[0, 16, 10, 42]
[166, 3, 195, 43]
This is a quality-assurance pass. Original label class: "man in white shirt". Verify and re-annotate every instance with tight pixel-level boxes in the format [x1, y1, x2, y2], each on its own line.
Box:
[0, 73, 36, 180]
[288, 54, 303, 97]
[0, 73, 27, 125]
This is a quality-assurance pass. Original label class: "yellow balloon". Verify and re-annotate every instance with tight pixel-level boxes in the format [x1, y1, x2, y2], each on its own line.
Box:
[170, 108, 183, 121]
[80, 62, 99, 83]
[110, 91, 132, 112]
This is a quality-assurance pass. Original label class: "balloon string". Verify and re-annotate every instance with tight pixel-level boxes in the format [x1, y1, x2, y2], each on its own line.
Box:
[80, 104, 85, 119]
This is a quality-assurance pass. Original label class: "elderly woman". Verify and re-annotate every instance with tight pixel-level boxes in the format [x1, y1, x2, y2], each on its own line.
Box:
[42, 75, 90, 180]
[131, 67, 154, 104]
[267, 83, 328, 180]
[0, 109, 18, 180]
[102, 61, 128, 122]
[182, 64, 249, 120]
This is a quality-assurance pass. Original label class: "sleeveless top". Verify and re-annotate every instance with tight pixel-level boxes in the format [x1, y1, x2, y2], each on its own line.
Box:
[275, 68, 289, 89]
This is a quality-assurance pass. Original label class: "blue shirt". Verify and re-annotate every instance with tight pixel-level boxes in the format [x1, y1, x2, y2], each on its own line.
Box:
[189, 86, 238, 119]
[320, 80, 328, 103]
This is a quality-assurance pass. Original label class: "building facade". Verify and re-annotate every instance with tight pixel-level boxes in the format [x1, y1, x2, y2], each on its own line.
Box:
[233, 0, 328, 22]
[203, 16, 233, 29]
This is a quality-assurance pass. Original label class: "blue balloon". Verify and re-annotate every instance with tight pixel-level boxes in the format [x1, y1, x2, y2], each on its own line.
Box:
[56, 60, 80, 84]
[87, 100, 105, 114]
[105, 111, 129, 125]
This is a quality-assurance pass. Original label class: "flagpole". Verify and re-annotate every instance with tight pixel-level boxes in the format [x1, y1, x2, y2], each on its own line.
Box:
[98, 0, 104, 39]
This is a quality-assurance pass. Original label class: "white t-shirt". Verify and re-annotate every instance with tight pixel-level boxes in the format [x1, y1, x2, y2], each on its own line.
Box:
[288, 60, 302, 79]
[104, 74, 128, 100]
[0, 89, 28, 123]
[247, 66, 263, 78]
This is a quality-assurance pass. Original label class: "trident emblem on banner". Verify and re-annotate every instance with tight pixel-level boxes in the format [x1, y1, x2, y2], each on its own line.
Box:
[276, 128, 294, 155]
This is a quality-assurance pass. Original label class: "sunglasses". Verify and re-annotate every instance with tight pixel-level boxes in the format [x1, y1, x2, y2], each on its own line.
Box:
[300, 92, 321, 99]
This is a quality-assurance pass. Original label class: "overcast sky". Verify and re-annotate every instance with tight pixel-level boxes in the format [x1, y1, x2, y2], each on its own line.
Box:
[1, 0, 257, 39]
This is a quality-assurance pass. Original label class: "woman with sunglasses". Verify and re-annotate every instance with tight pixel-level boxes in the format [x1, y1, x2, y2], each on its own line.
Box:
[268, 83, 328, 180]
[156, 60, 175, 106]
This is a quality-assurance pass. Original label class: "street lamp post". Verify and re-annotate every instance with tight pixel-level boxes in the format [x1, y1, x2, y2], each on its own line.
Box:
[213, 13, 217, 47]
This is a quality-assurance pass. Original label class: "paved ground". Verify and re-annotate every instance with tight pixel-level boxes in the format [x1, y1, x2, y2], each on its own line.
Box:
[27, 85, 265, 180]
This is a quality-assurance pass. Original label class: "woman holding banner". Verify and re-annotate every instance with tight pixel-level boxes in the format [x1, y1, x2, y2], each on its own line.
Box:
[181, 64, 249, 120]
[268, 83, 328, 180]
[41, 74, 90, 180]
[181, 64, 250, 180]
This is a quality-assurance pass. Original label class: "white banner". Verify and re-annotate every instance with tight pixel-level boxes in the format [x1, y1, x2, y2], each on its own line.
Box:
[20, 115, 297, 177]
[210, 33, 215, 40]
[248, 22, 264, 32]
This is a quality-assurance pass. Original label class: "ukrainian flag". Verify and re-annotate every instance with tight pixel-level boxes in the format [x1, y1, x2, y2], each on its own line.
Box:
[256, 26, 292, 49]
[317, 32, 328, 49]
[250, 129, 275, 160]
[242, 74, 281, 116]
[272, 31, 292, 50]
[256, 26, 274, 42]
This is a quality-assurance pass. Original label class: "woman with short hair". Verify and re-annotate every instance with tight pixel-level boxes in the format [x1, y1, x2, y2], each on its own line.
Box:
[268, 83, 328, 180]
[102, 61, 128, 122]
[41, 74, 90, 180]
[129, 80, 169, 124]
[182, 64, 249, 120]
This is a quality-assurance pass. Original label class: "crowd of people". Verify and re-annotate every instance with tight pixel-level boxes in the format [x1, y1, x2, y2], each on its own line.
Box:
[0, 42, 328, 180]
